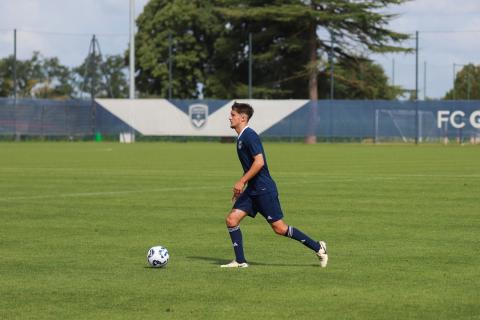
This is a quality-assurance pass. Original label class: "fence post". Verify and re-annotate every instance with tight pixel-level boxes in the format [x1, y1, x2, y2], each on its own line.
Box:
[415, 30, 419, 144]
[248, 32, 253, 99]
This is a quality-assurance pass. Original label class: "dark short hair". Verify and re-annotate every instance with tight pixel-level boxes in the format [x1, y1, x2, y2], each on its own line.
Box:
[231, 102, 254, 120]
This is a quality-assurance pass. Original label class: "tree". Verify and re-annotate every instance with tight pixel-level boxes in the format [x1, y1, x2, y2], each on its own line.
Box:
[207, 1, 314, 99]
[444, 64, 480, 100]
[0, 56, 15, 97]
[319, 56, 403, 99]
[218, 0, 409, 100]
[0, 52, 74, 99]
[34, 56, 74, 99]
[134, 1, 409, 102]
[102, 55, 129, 99]
[135, 0, 221, 98]
[74, 54, 128, 99]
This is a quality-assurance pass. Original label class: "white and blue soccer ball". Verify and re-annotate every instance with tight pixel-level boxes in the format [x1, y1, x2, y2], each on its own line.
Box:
[147, 246, 169, 268]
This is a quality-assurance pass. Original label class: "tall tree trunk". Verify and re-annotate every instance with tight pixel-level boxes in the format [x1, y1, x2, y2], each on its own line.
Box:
[305, 22, 318, 144]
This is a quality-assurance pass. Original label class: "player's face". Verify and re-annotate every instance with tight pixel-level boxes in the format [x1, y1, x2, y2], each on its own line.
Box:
[229, 110, 244, 128]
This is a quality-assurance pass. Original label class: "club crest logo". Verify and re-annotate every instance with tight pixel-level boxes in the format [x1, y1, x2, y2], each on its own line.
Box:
[189, 104, 208, 129]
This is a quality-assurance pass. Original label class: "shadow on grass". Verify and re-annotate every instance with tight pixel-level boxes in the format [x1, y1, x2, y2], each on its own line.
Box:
[186, 256, 319, 267]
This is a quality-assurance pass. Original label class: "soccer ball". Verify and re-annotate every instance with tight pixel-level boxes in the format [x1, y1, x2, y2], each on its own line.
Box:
[147, 246, 169, 268]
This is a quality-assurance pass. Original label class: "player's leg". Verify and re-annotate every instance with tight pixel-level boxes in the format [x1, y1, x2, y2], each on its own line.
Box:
[256, 192, 328, 267]
[222, 191, 256, 268]
[222, 209, 248, 267]
[270, 219, 320, 251]
[270, 219, 328, 267]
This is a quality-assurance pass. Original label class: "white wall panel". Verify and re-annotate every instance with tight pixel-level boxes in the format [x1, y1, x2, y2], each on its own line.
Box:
[96, 99, 308, 136]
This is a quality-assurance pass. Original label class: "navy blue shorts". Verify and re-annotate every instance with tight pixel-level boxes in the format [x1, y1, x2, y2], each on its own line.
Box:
[233, 192, 284, 223]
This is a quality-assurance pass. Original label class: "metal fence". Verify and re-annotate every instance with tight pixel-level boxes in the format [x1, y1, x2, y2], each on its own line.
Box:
[262, 100, 480, 143]
[0, 98, 129, 138]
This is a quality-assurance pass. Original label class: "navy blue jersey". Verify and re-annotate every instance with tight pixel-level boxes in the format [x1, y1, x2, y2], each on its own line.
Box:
[236, 127, 277, 195]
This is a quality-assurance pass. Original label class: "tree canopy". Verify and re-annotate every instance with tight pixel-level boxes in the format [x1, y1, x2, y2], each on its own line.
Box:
[0, 51, 128, 99]
[135, 0, 221, 98]
[0, 52, 74, 99]
[444, 64, 480, 100]
[0, 1, 410, 101]
[74, 54, 129, 99]
[320, 56, 403, 99]
[134, 0, 410, 99]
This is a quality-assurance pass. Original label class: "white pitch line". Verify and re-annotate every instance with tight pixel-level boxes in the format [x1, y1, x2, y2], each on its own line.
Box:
[0, 185, 223, 202]
[1, 166, 479, 179]
[277, 173, 480, 179]
[0, 173, 478, 202]
[0, 180, 336, 202]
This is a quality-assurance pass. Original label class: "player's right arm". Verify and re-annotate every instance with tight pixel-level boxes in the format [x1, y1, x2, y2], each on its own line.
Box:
[232, 153, 264, 201]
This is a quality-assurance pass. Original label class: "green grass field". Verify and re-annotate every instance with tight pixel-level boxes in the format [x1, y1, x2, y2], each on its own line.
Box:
[1, 142, 479, 319]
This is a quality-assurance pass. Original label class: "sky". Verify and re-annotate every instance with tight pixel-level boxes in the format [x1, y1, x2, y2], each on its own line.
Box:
[0, 0, 479, 99]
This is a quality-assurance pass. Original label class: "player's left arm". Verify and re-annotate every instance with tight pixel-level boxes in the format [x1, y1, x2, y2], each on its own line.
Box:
[232, 153, 264, 199]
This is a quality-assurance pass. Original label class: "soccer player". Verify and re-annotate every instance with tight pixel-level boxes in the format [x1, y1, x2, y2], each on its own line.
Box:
[221, 102, 328, 268]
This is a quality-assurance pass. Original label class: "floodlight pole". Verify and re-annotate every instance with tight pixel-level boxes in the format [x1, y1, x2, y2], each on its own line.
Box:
[452, 63, 456, 100]
[129, 0, 135, 99]
[415, 31, 419, 101]
[91, 35, 97, 101]
[329, 30, 335, 100]
[128, 0, 136, 142]
[13, 29, 17, 100]
[467, 67, 471, 100]
[391, 58, 395, 86]
[13, 28, 19, 141]
[90, 35, 98, 137]
[168, 32, 173, 100]
[423, 61, 427, 100]
[453, 63, 466, 100]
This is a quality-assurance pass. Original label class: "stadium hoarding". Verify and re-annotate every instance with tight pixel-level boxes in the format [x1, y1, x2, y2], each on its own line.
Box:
[437, 110, 480, 129]
[95, 99, 308, 137]
[0, 98, 479, 142]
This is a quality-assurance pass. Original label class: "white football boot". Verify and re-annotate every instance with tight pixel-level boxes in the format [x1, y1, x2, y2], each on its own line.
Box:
[220, 260, 249, 268]
[316, 241, 328, 268]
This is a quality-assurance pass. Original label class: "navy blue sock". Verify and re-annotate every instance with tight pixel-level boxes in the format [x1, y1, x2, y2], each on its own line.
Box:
[284, 226, 320, 252]
[227, 226, 246, 263]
